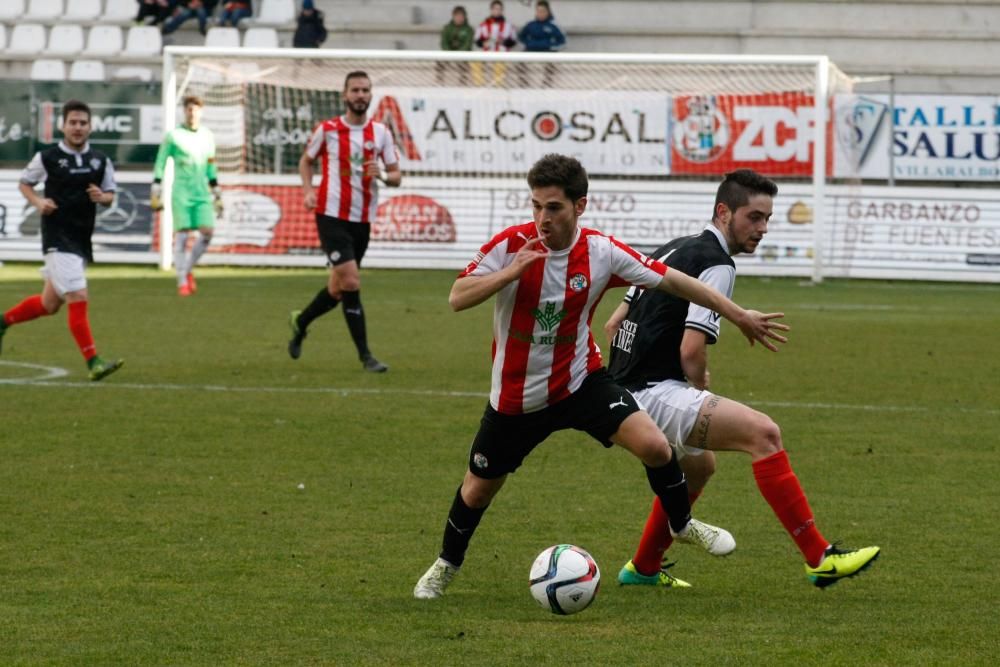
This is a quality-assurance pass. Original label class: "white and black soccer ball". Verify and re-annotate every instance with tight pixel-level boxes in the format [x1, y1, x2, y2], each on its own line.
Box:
[529, 544, 601, 615]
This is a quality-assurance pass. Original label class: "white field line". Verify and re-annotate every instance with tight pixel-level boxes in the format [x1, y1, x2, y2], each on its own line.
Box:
[1, 362, 997, 417]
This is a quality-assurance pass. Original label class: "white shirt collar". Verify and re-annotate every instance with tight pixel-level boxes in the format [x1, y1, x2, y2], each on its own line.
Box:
[705, 224, 730, 255]
[58, 140, 90, 156]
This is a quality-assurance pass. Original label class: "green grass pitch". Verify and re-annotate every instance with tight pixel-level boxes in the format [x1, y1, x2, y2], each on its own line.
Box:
[1, 264, 998, 665]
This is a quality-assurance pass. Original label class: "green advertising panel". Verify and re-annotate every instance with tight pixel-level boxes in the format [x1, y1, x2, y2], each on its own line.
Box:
[0, 81, 162, 168]
[244, 83, 341, 174]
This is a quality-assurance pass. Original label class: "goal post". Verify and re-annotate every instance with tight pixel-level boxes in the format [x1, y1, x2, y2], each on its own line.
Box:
[159, 47, 854, 278]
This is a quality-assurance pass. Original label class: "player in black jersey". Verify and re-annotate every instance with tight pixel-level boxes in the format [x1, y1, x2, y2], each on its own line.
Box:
[0, 100, 123, 381]
[608, 170, 880, 589]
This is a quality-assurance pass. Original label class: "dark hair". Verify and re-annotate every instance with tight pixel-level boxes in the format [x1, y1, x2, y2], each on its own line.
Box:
[343, 70, 370, 90]
[182, 94, 204, 108]
[536, 0, 550, 10]
[527, 154, 589, 202]
[491, 0, 503, 8]
[452, 5, 467, 17]
[713, 169, 778, 219]
[62, 99, 91, 122]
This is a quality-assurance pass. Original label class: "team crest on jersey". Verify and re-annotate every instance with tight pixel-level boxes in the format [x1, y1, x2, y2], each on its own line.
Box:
[568, 273, 588, 292]
[363, 140, 375, 151]
[89, 158, 101, 171]
[473, 453, 488, 470]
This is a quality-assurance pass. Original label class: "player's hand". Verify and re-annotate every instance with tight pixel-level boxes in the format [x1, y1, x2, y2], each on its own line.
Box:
[212, 186, 224, 217]
[363, 160, 382, 180]
[303, 189, 317, 210]
[36, 197, 58, 215]
[150, 183, 163, 211]
[508, 236, 547, 277]
[737, 310, 789, 352]
[86, 184, 104, 203]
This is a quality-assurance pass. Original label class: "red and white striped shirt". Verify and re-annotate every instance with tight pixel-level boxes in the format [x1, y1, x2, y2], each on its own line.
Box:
[305, 116, 399, 223]
[460, 222, 668, 415]
[475, 16, 517, 51]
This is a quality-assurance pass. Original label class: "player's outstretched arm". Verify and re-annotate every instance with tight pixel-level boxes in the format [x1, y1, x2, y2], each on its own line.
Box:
[449, 237, 547, 311]
[656, 268, 789, 351]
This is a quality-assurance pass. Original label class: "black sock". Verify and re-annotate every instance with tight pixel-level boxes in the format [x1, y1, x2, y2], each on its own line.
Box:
[440, 486, 488, 567]
[340, 290, 371, 359]
[297, 288, 339, 331]
[645, 457, 692, 534]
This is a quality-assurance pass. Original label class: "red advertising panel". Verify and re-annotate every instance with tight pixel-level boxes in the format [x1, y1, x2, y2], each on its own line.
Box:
[670, 93, 834, 177]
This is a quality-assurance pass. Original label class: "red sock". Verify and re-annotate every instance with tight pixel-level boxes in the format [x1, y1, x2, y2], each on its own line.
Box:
[752, 450, 828, 567]
[4, 295, 48, 326]
[632, 490, 702, 576]
[67, 301, 97, 361]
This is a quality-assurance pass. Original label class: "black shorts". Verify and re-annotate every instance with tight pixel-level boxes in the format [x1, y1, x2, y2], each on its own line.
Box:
[467, 368, 642, 479]
[316, 215, 370, 267]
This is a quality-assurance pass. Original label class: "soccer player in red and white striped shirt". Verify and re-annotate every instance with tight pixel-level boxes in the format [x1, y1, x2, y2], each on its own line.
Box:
[288, 71, 401, 372]
[414, 154, 790, 600]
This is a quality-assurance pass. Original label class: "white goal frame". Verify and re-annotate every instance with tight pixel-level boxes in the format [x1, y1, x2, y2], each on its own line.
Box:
[160, 47, 838, 280]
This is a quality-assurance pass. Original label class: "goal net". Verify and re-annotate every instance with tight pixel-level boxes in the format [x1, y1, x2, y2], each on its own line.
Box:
[160, 48, 856, 277]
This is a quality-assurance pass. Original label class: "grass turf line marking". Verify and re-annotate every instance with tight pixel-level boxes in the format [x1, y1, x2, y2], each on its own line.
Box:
[0, 360, 70, 383]
[2, 375, 998, 417]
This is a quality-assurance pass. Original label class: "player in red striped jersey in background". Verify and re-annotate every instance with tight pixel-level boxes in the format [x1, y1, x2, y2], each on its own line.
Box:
[413, 153, 789, 599]
[288, 71, 401, 373]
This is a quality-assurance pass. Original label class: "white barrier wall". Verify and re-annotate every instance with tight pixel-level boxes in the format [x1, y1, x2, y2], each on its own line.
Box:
[1, 171, 998, 283]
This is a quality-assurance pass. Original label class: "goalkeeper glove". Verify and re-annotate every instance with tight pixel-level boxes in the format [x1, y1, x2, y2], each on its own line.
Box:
[212, 186, 224, 217]
[150, 183, 163, 211]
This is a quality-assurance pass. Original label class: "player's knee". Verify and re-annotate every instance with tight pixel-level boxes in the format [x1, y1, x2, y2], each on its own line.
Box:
[340, 276, 360, 292]
[639, 433, 673, 468]
[750, 415, 783, 457]
[199, 228, 213, 243]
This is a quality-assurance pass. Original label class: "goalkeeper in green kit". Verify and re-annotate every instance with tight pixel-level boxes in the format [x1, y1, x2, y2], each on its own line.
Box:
[151, 95, 223, 296]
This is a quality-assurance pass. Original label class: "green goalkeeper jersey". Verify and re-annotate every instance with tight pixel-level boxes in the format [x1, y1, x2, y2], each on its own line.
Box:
[153, 124, 217, 203]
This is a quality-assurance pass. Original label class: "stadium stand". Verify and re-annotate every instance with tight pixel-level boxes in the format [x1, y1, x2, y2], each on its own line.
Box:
[103, 0, 137, 23]
[47, 25, 86, 57]
[0, 24, 6, 52]
[29, 58, 66, 80]
[112, 65, 155, 81]
[6, 24, 46, 56]
[0, 0, 25, 22]
[83, 25, 124, 58]
[68, 59, 106, 81]
[65, 0, 102, 22]
[243, 26, 280, 49]
[26, 0, 63, 21]
[124, 25, 163, 58]
[205, 26, 241, 48]
[252, 0, 296, 27]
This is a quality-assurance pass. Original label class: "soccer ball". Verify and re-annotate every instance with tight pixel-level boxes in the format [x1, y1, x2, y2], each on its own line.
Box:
[529, 544, 601, 615]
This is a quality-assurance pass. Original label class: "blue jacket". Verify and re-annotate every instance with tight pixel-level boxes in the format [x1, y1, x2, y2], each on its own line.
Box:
[518, 16, 566, 52]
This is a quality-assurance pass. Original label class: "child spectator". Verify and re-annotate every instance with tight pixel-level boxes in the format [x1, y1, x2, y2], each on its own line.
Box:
[518, 1, 565, 52]
[293, 0, 328, 48]
[441, 5, 474, 51]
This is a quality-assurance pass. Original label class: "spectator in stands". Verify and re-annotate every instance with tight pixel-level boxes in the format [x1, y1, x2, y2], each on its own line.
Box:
[441, 6, 474, 51]
[475, 0, 517, 51]
[518, 1, 565, 52]
[473, 1, 517, 85]
[293, 0, 328, 49]
[516, 1, 565, 86]
[162, 0, 218, 37]
[217, 0, 252, 27]
[136, 0, 175, 26]
[437, 6, 474, 84]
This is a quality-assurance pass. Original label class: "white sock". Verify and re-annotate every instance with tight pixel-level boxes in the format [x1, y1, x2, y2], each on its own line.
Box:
[189, 233, 211, 271]
[174, 231, 189, 286]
